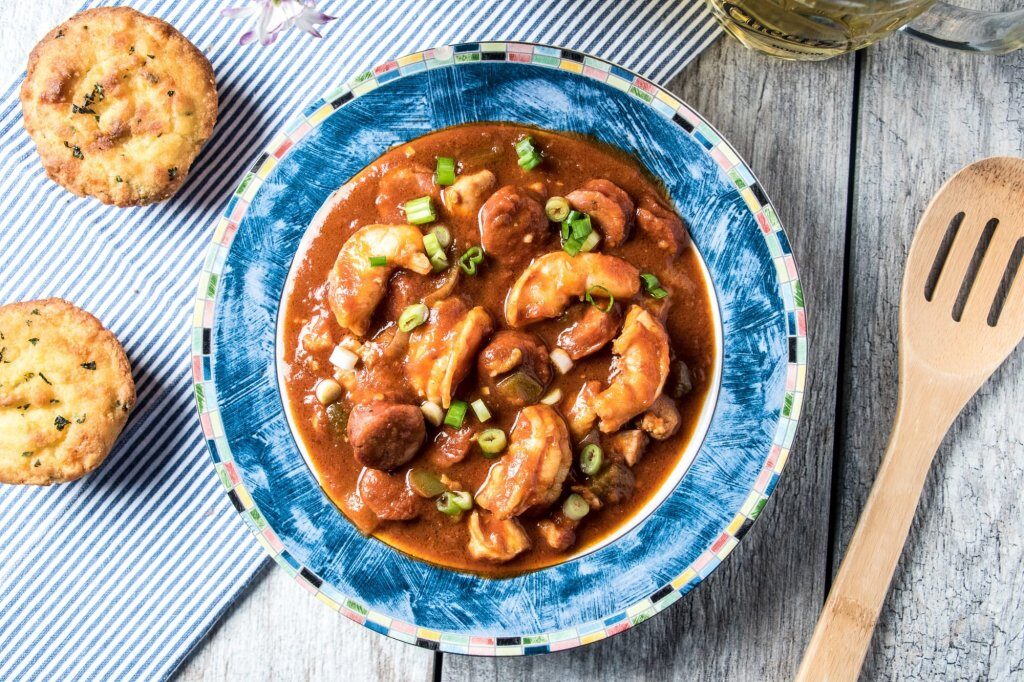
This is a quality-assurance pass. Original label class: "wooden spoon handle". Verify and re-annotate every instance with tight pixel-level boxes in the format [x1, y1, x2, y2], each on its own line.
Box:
[795, 389, 956, 682]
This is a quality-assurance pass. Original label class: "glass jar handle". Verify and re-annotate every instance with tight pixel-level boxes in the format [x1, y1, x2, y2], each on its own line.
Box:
[902, 2, 1024, 54]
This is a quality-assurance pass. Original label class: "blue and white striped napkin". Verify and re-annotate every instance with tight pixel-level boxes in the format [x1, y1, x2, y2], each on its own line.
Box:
[0, 1, 719, 678]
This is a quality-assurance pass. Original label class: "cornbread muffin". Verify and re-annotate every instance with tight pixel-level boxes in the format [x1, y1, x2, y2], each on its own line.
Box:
[0, 299, 135, 485]
[20, 7, 218, 206]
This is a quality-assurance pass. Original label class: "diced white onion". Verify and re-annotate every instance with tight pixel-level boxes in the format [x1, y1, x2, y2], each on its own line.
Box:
[315, 379, 343, 406]
[420, 401, 444, 427]
[329, 346, 359, 371]
[470, 399, 492, 423]
[540, 388, 563, 405]
[549, 348, 573, 374]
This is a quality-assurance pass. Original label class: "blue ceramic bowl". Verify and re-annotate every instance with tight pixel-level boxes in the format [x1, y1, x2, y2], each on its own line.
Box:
[191, 42, 807, 655]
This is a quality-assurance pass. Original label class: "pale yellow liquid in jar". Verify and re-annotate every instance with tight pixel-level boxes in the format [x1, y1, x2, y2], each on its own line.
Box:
[704, 0, 937, 59]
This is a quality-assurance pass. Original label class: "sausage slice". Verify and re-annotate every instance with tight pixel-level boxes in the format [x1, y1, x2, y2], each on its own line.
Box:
[347, 402, 426, 470]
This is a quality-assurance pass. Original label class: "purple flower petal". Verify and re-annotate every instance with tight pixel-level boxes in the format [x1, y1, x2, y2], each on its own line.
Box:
[224, 0, 334, 47]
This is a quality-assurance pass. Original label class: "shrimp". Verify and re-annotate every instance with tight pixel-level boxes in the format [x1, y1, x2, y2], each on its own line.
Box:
[406, 298, 494, 408]
[566, 179, 634, 248]
[442, 169, 496, 221]
[591, 305, 671, 433]
[565, 380, 601, 439]
[504, 252, 640, 327]
[475, 404, 572, 519]
[467, 511, 531, 562]
[326, 224, 432, 337]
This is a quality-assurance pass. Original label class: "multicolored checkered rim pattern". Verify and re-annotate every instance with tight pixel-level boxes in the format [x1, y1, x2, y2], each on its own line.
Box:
[190, 42, 807, 655]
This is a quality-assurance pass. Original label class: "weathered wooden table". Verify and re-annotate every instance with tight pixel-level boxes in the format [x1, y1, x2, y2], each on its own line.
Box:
[5, 2, 1023, 679]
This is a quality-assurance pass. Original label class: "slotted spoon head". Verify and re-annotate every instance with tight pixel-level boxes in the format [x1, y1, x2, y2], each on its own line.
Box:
[901, 156, 1024, 394]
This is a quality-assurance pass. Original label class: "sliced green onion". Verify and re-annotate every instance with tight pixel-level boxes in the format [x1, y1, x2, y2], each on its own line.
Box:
[435, 156, 456, 186]
[515, 136, 542, 170]
[430, 250, 450, 273]
[640, 273, 661, 290]
[641, 273, 669, 299]
[458, 246, 484, 275]
[315, 379, 343, 406]
[398, 303, 429, 332]
[431, 225, 452, 249]
[437, 490, 473, 515]
[470, 399, 492, 423]
[408, 468, 448, 498]
[545, 196, 570, 222]
[420, 401, 444, 427]
[436, 492, 463, 516]
[477, 428, 507, 456]
[585, 285, 614, 312]
[570, 215, 592, 240]
[562, 493, 590, 521]
[515, 137, 535, 157]
[368, 256, 388, 267]
[444, 400, 468, 429]
[403, 196, 437, 225]
[580, 444, 603, 476]
[579, 231, 601, 253]
[519, 153, 542, 170]
[563, 238, 583, 257]
[423, 232, 443, 258]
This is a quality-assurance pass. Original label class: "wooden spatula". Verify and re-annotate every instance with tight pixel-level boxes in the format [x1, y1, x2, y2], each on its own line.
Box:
[796, 157, 1024, 682]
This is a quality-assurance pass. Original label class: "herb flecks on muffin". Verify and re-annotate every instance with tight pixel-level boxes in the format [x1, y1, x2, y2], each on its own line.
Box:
[20, 7, 218, 207]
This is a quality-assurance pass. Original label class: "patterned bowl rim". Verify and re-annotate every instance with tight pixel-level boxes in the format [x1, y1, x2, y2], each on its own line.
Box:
[190, 40, 808, 656]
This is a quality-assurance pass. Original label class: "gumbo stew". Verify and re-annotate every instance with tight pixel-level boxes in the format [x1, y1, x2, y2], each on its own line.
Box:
[280, 123, 717, 576]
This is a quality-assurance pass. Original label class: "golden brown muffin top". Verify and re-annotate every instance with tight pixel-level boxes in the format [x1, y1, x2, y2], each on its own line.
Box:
[20, 7, 218, 206]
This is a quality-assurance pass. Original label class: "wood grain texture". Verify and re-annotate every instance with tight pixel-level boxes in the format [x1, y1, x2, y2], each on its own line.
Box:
[834, 23, 1024, 680]
[176, 565, 436, 681]
[444, 36, 853, 682]
[802, 157, 1024, 682]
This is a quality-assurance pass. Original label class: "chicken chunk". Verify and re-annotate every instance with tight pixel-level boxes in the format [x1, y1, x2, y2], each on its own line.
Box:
[537, 512, 579, 551]
[592, 306, 671, 432]
[442, 169, 496, 221]
[357, 467, 420, 521]
[327, 224, 432, 337]
[467, 511, 531, 562]
[556, 303, 623, 360]
[478, 185, 550, 265]
[505, 252, 640, 327]
[638, 394, 681, 440]
[375, 164, 438, 222]
[477, 331, 552, 409]
[476, 405, 572, 518]
[566, 179, 634, 248]
[406, 298, 494, 408]
[636, 193, 690, 257]
[603, 429, 649, 467]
